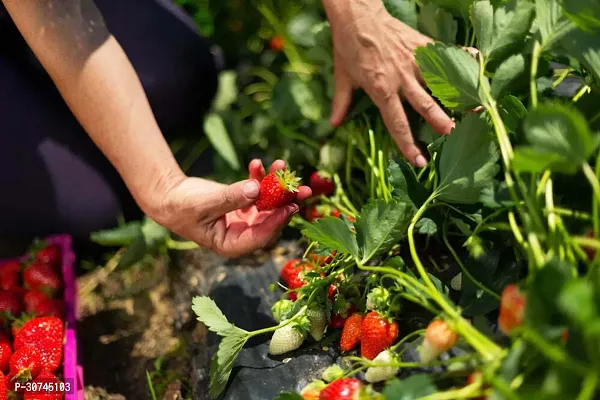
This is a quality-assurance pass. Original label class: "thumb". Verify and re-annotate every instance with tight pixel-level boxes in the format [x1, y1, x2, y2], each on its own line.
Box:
[204, 179, 260, 216]
[330, 66, 353, 127]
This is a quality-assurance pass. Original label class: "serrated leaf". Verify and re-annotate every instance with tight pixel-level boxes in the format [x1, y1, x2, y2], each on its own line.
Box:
[429, 0, 474, 20]
[141, 217, 169, 250]
[471, 1, 494, 54]
[384, 0, 418, 29]
[418, 2, 458, 44]
[498, 95, 527, 134]
[289, 77, 323, 122]
[115, 235, 148, 270]
[302, 217, 360, 258]
[562, 0, 600, 32]
[415, 43, 489, 111]
[388, 159, 430, 208]
[435, 114, 500, 204]
[89, 221, 143, 246]
[535, 0, 575, 48]
[204, 113, 241, 171]
[488, 0, 535, 63]
[513, 102, 600, 174]
[209, 332, 249, 398]
[561, 29, 600, 83]
[558, 279, 598, 328]
[356, 199, 415, 262]
[382, 375, 436, 399]
[191, 296, 244, 336]
[416, 218, 438, 236]
[491, 54, 526, 99]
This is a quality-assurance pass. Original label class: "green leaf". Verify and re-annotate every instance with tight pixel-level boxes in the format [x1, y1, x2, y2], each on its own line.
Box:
[498, 95, 527, 134]
[115, 235, 148, 270]
[415, 43, 489, 111]
[287, 12, 320, 47]
[471, 0, 494, 54]
[416, 218, 438, 237]
[141, 217, 169, 250]
[212, 71, 238, 112]
[491, 54, 526, 99]
[382, 375, 436, 399]
[191, 296, 243, 336]
[435, 113, 500, 204]
[302, 217, 360, 258]
[535, 0, 574, 48]
[418, 2, 458, 44]
[89, 221, 143, 246]
[290, 77, 323, 122]
[490, 0, 535, 63]
[514, 102, 600, 174]
[429, 0, 474, 20]
[388, 159, 430, 208]
[356, 199, 415, 262]
[558, 278, 598, 328]
[204, 113, 241, 171]
[562, 0, 600, 32]
[209, 332, 249, 398]
[384, 0, 418, 29]
[561, 29, 600, 83]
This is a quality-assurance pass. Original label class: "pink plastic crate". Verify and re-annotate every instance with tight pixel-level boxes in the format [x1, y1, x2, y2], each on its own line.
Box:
[0, 234, 84, 400]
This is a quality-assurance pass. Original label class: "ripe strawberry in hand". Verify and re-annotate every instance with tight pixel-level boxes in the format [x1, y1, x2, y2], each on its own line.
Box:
[9, 346, 42, 382]
[319, 377, 361, 400]
[0, 262, 21, 291]
[23, 263, 62, 297]
[498, 284, 526, 335]
[255, 168, 301, 211]
[419, 319, 458, 364]
[309, 171, 334, 197]
[340, 313, 363, 352]
[361, 312, 399, 360]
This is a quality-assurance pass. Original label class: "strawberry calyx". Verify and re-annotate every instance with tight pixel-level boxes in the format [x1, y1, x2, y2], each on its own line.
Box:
[11, 367, 33, 384]
[275, 168, 301, 193]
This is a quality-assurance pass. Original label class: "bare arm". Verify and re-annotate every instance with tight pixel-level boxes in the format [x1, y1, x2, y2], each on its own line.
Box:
[1, 0, 185, 215]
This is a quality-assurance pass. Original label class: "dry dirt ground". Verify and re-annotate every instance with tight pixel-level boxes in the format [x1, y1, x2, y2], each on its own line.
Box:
[77, 241, 301, 400]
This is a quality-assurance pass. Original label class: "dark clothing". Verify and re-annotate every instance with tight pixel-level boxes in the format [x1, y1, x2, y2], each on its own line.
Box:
[0, 0, 218, 247]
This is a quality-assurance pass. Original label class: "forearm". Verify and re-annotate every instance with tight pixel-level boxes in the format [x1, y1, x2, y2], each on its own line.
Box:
[2, 0, 185, 215]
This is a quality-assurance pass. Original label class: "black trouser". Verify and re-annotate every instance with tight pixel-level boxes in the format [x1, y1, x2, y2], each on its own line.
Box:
[0, 0, 219, 253]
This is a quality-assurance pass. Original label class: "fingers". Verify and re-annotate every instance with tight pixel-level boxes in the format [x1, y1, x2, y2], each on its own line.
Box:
[330, 66, 353, 127]
[248, 159, 266, 181]
[204, 179, 261, 216]
[297, 186, 312, 203]
[402, 80, 454, 135]
[270, 159, 286, 173]
[225, 203, 299, 257]
[375, 93, 428, 168]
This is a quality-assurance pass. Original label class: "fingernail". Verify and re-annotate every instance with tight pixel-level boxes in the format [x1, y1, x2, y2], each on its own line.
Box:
[415, 155, 427, 168]
[243, 181, 260, 198]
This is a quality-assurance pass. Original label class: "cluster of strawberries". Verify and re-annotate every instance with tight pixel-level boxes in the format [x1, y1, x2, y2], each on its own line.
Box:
[0, 242, 67, 399]
[302, 171, 355, 224]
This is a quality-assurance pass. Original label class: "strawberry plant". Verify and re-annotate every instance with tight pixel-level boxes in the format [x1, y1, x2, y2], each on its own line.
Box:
[186, 0, 600, 398]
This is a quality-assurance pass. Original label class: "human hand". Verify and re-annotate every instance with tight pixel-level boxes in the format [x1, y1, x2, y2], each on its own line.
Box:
[151, 159, 312, 258]
[323, 0, 455, 167]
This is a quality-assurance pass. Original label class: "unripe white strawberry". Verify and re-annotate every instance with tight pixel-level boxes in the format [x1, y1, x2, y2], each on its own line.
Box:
[269, 324, 307, 355]
[365, 350, 400, 383]
[272, 299, 294, 323]
[419, 319, 458, 364]
[307, 307, 327, 342]
[366, 287, 390, 312]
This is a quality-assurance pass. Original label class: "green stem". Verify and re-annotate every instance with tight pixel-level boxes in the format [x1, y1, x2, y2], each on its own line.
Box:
[390, 329, 426, 352]
[583, 162, 600, 209]
[576, 373, 598, 400]
[572, 85, 590, 102]
[166, 238, 199, 250]
[442, 222, 500, 300]
[248, 305, 308, 337]
[530, 41, 542, 109]
[552, 67, 572, 88]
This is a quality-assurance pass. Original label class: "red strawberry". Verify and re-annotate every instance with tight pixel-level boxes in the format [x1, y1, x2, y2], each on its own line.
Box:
[34, 244, 62, 268]
[13, 317, 64, 352]
[331, 209, 341, 218]
[340, 313, 363, 352]
[255, 168, 301, 211]
[9, 346, 42, 382]
[0, 262, 21, 291]
[346, 215, 356, 223]
[361, 312, 399, 360]
[24, 291, 63, 320]
[270, 35, 285, 51]
[23, 263, 62, 297]
[498, 284, 526, 335]
[0, 341, 12, 374]
[419, 319, 458, 364]
[23, 370, 63, 400]
[329, 305, 356, 329]
[280, 259, 303, 285]
[327, 284, 337, 302]
[319, 378, 361, 400]
[0, 292, 23, 324]
[309, 172, 334, 197]
[0, 371, 6, 400]
[36, 339, 62, 373]
[304, 207, 324, 222]
[310, 251, 336, 266]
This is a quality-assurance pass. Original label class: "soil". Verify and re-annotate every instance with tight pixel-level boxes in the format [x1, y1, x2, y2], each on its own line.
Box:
[76, 240, 302, 400]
